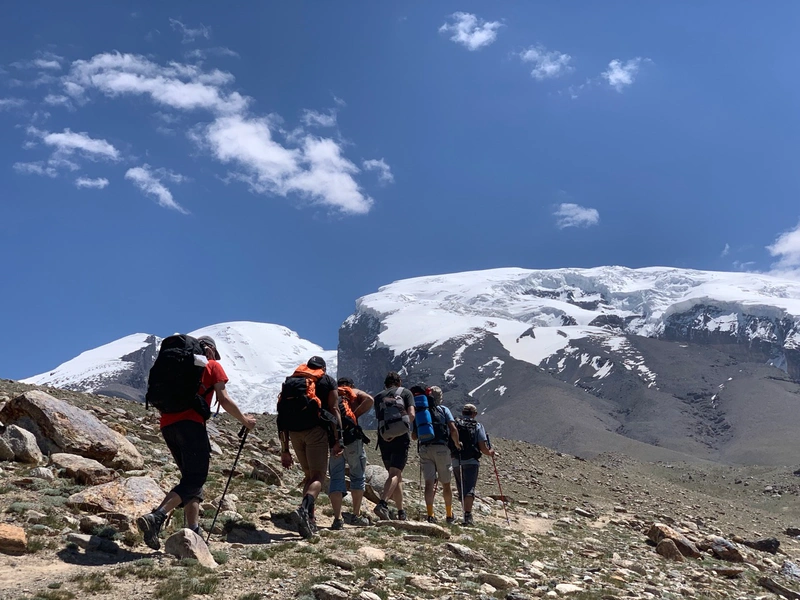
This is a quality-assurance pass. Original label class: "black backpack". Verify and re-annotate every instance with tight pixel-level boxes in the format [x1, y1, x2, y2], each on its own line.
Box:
[423, 406, 451, 445]
[450, 417, 481, 460]
[276, 366, 324, 433]
[145, 334, 211, 420]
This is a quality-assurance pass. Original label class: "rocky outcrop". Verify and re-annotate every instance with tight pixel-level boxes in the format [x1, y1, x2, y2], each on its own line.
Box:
[66, 476, 163, 517]
[0, 390, 143, 469]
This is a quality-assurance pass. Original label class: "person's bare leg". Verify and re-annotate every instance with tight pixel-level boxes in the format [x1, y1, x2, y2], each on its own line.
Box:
[392, 478, 404, 511]
[184, 499, 201, 529]
[351, 490, 364, 517]
[330, 491, 343, 520]
[381, 468, 402, 502]
[156, 492, 183, 515]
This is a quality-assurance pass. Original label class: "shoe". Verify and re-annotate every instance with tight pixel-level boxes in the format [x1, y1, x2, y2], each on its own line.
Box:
[373, 501, 391, 521]
[397, 509, 407, 521]
[137, 510, 166, 550]
[293, 507, 314, 539]
[190, 524, 203, 537]
[331, 518, 344, 531]
[445, 516, 456, 525]
[351, 515, 371, 527]
[310, 516, 318, 534]
[463, 512, 474, 526]
[426, 515, 437, 524]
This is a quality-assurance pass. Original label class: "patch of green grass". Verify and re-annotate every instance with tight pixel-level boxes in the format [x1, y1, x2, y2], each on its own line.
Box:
[134, 558, 155, 567]
[7, 501, 39, 513]
[154, 574, 218, 600]
[238, 594, 264, 600]
[26, 537, 47, 554]
[0, 484, 14, 495]
[210, 549, 228, 564]
[121, 530, 142, 547]
[28, 591, 75, 600]
[72, 572, 112, 592]
[42, 496, 67, 508]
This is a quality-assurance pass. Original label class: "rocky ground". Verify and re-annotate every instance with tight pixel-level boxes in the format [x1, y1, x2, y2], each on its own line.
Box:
[3, 379, 800, 600]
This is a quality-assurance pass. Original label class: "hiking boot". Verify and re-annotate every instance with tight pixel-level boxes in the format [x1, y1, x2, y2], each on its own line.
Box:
[350, 514, 371, 527]
[463, 512, 474, 526]
[137, 510, 166, 550]
[426, 515, 438, 524]
[331, 518, 344, 531]
[445, 516, 456, 525]
[293, 507, 314, 539]
[397, 509, 407, 521]
[373, 501, 391, 521]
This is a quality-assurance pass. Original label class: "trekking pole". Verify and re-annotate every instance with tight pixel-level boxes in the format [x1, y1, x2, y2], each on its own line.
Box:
[418, 459, 423, 520]
[487, 434, 510, 525]
[207, 426, 248, 544]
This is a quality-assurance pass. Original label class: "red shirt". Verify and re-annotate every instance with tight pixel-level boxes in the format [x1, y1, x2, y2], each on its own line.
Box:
[160, 360, 229, 429]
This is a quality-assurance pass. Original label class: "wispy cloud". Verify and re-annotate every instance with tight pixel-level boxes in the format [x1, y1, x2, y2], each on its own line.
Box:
[554, 203, 600, 229]
[721, 243, 730, 258]
[363, 158, 394, 184]
[75, 177, 109, 189]
[125, 165, 186, 212]
[185, 47, 239, 60]
[301, 109, 337, 128]
[767, 221, 800, 278]
[30, 127, 120, 160]
[11, 52, 64, 71]
[13, 162, 57, 177]
[64, 52, 248, 114]
[0, 97, 26, 110]
[602, 58, 648, 92]
[519, 45, 573, 80]
[439, 12, 502, 51]
[43, 94, 73, 108]
[169, 18, 211, 44]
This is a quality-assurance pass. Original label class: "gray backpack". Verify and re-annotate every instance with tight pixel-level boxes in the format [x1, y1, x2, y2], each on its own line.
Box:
[378, 387, 410, 441]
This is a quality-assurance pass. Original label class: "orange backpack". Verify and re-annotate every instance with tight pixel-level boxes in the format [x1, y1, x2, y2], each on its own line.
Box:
[338, 386, 365, 445]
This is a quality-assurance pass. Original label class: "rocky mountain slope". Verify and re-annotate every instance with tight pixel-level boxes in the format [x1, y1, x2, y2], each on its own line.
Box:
[22, 322, 337, 414]
[4, 380, 800, 600]
[338, 267, 800, 465]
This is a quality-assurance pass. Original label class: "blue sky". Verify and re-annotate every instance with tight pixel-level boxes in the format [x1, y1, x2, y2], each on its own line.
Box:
[3, 1, 800, 380]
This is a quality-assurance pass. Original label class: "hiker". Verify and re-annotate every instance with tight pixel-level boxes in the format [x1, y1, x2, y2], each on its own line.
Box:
[328, 377, 374, 529]
[372, 371, 415, 520]
[277, 356, 342, 539]
[411, 385, 461, 524]
[137, 335, 256, 550]
[450, 403, 498, 526]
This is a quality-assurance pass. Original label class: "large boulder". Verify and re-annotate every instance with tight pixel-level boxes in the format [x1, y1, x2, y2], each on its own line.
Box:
[647, 522, 701, 558]
[3, 425, 43, 464]
[164, 529, 217, 568]
[0, 524, 27, 555]
[364, 464, 389, 504]
[0, 391, 143, 469]
[51, 453, 115, 485]
[66, 476, 163, 518]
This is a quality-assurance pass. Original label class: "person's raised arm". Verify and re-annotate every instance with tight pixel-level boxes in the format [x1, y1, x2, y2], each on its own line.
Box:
[352, 389, 374, 418]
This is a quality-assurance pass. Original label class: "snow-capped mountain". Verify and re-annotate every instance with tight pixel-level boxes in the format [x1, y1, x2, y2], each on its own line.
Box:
[23, 321, 336, 414]
[338, 267, 800, 464]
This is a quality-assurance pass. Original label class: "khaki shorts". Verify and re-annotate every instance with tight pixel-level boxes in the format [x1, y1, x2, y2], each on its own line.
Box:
[419, 444, 452, 484]
[289, 427, 329, 476]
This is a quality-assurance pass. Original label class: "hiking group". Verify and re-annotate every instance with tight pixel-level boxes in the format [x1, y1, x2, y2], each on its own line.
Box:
[136, 333, 499, 549]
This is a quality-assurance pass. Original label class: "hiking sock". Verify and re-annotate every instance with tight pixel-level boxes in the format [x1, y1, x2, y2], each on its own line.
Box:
[426, 504, 435, 518]
[445, 505, 453, 519]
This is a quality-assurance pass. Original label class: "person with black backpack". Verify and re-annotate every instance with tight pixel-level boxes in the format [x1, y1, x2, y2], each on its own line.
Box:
[411, 385, 461, 524]
[137, 335, 256, 550]
[373, 371, 415, 521]
[328, 377, 374, 529]
[450, 403, 498, 526]
[277, 356, 342, 539]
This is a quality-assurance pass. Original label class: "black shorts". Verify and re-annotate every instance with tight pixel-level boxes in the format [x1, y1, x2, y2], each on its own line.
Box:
[453, 462, 480, 498]
[161, 420, 211, 505]
[378, 434, 410, 471]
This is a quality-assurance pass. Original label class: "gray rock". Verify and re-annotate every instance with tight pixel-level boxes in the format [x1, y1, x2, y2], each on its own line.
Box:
[250, 458, 283, 486]
[164, 529, 217, 569]
[4, 425, 43, 464]
[0, 390, 143, 470]
[364, 464, 389, 504]
[80, 515, 108, 534]
[656, 538, 685, 562]
[479, 573, 519, 589]
[65, 533, 119, 554]
[51, 453, 115, 485]
[445, 542, 489, 563]
[374, 519, 450, 539]
[698, 536, 744, 563]
[66, 476, 164, 518]
[312, 583, 350, 600]
[30, 466, 55, 480]
[0, 436, 14, 461]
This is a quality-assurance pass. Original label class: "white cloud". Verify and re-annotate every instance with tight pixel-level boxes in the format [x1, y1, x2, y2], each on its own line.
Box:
[75, 177, 109, 189]
[30, 127, 120, 160]
[169, 18, 211, 43]
[185, 47, 240, 60]
[439, 12, 502, 51]
[202, 115, 372, 214]
[554, 203, 600, 229]
[767, 221, 800, 278]
[11, 52, 64, 71]
[602, 58, 647, 92]
[519, 45, 573, 80]
[13, 161, 57, 177]
[721, 243, 730, 257]
[301, 109, 337, 128]
[363, 158, 394, 184]
[43, 94, 73, 108]
[0, 97, 26, 110]
[64, 52, 248, 114]
[125, 165, 187, 213]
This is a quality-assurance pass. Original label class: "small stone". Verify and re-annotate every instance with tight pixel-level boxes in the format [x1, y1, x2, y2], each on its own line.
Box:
[312, 583, 350, 600]
[65, 533, 119, 554]
[25, 510, 48, 524]
[574, 507, 595, 519]
[742, 537, 780, 554]
[30, 467, 54, 480]
[614, 506, 628, 513]
[358, 546, 385, 562]
[554, 583, 583, 595]
[479, 573, 519, 589]
[445, 542, 489, 563]
[479, 583, 497, 595]
[406, 575, 439, 592]
[79, 515, 108, 534]
[358, 593, 382, 600]
[164, 529, 217, 569]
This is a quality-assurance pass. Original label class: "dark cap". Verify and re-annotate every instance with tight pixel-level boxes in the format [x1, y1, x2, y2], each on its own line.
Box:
[197, 336, 221, 360]
[308, 356, 327, 370]
[337, 377, 354, 387]
[409, 384, 427, 396]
